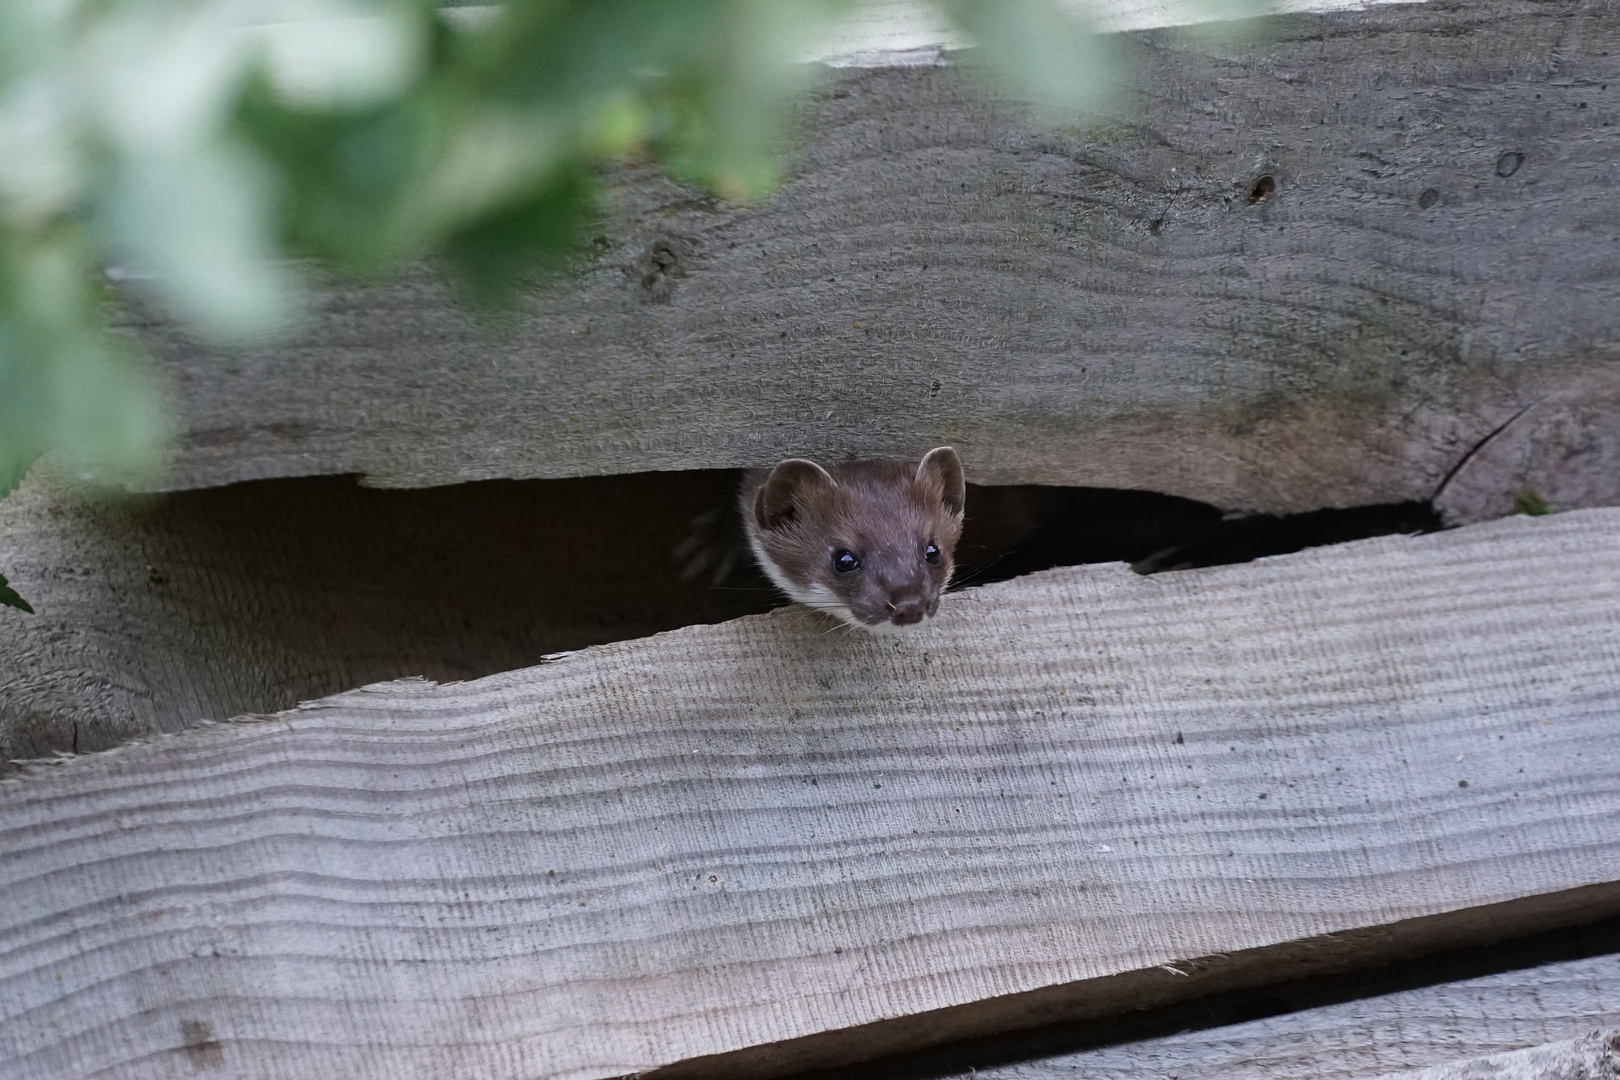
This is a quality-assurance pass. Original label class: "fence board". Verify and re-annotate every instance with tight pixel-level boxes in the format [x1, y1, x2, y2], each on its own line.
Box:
[959, 933, 1620, 1079]
[1381, 1032, 1620, 1080]
[1, 509, 1617, 1079]
[135, 0, 1620, 522]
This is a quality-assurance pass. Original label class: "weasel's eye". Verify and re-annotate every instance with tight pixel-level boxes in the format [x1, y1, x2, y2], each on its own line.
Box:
[832, 549, 860, 574]
[925, 542, 942, 565]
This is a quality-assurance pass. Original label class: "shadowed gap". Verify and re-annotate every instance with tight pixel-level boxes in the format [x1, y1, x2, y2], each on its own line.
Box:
[791, 913, 1620, 1080]
[130, 469, 1441, 693]
[952, 484, 1440, 586]
[674, 474, 1441, 593]
[32, 469, 1439, 756]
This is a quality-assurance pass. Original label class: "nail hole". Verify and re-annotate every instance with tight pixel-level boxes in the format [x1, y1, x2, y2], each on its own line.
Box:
[1247, 176, 1276, 204]
[1418, 188, 1440, 209]
[1496, 151, 1524, 178]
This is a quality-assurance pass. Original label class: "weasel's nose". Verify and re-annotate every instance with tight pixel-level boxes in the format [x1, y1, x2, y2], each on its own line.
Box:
[889, 599, 927, 626]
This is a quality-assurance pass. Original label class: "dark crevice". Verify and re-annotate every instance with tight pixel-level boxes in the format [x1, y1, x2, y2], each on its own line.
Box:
[135, 473, 1444, 681]
[684, 476, 1442, 597]
[23, 470, 1445, 759]
[953, 484, 1441, 587]
[791, 914, 1620, 1080]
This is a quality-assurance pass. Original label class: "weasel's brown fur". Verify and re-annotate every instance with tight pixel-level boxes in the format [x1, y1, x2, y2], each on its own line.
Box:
[741, 448, 966, 631]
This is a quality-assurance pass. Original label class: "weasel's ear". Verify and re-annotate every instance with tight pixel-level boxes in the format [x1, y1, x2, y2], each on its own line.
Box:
[916, 447, 966, 518]
[754, 458, 836, 531]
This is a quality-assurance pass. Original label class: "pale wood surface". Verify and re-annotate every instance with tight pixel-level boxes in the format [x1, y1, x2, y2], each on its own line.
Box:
[1382, 1032, 1620, 1080]
[134, 0, 1620, 521]
[1, 508, 1617, 1080]
[973, 939, 1620, 1079]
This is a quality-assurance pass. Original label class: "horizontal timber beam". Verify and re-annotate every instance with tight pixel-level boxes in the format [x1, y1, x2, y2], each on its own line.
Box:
[1, 508, 1617, 1079]
[928, 913, 1620, 1078]
[1381, 1032, 1620, 1080]
[131, 0, 1620, 522]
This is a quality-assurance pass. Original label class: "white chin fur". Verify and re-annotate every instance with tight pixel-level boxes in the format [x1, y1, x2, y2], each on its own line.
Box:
[748, 535, 923, 633]
[794, 582, 884, 632]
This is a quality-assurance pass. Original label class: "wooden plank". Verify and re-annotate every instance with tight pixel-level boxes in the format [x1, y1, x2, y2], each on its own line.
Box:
[2, 508, 1617, 1080]
[135, 0, 1620, 520]
[907, 923, 1620, 1079]
[1381, 1032, 1620, 1080]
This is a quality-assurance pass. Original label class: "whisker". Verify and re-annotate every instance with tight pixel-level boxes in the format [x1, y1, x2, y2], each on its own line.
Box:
[949, 551, 1018, 590]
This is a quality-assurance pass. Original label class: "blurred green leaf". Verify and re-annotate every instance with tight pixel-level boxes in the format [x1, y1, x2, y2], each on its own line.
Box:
[0, 226, 170, 487]
[443, 163, 600, 308]
[945, 0, 1117, 111]
[234, 79, 440, 272]
[0, 0, 1170, 494]
[103, 143, 302, 341]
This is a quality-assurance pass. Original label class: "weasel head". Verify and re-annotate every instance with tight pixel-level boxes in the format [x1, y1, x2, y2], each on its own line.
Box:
[745, 447, 966, 631]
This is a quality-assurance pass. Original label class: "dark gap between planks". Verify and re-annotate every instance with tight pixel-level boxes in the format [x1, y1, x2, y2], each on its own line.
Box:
[112, 469, 1438, 718]
[788, 913, 1620, 1080]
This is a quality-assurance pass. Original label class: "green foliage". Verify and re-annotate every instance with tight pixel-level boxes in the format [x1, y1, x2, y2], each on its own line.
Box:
[0, 0, 1255, 494]
[0, 227, 172, 489]
[0, 0, 888, 484]
[945, 0, 1118, 112]
[1513, 488, 1553, 516]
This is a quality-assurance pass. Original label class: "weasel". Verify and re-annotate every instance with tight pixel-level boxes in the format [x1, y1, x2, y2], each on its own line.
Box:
[741, 447, 966, 631]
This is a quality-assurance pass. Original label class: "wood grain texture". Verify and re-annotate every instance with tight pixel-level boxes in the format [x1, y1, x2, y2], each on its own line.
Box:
[133, 0, 1620, 519]
[1, 508, 1617, 1080]
[973, 940, 1620, 1079]
[1381, 1032, 1620, 1080]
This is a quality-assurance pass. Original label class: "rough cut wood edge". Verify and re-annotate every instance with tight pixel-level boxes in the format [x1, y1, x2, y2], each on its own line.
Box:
[1379, 1032, 1620, 1080]
[811, 0, 1426, 63]
[955, 920, 1620, 1078]
[0, 508, 1616, 1080]
[659, 890, 1620, 1080]
[131, 0, 1620, 521]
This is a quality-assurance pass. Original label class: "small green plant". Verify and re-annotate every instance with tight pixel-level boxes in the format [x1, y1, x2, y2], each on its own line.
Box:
[1512, 488, 1553, 516]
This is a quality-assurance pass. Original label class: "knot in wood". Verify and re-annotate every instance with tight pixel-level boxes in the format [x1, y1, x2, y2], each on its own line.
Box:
[632, 237, 689, 302]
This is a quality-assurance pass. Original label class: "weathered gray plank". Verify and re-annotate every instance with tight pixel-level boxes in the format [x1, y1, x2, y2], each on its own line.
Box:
[1, 508, 1617, 1080]
[136, 0, 1620, 520]
[971, 939, 1620, 1079]
[1381, 1032, 1620, 1080]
